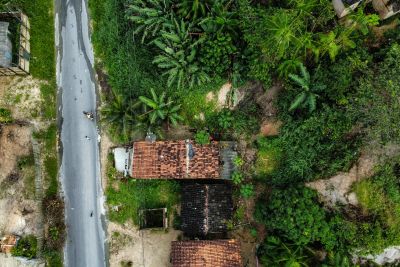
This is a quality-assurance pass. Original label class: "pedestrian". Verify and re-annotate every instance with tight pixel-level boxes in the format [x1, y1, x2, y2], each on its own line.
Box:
[85, 135, 90, 140]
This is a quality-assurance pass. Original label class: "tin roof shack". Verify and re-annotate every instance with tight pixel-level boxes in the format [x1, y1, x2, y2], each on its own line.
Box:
[0, 235, 19, 254]
[181, 183, 233, 236]
[130, 140, 237, 179]
[332, 0, 400, 19]
[170, 240, 242, 267]
[0, 21, 12, 67]
[0, 12, 30, 76]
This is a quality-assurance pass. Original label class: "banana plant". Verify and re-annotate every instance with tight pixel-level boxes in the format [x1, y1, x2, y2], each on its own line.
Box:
[139, 88, 183, 130]
[152, 19, 210, 89]
[126, 0, 174, 43]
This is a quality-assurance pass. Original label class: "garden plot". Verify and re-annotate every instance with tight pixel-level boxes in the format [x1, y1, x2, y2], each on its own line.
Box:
[0, 124, 39, 236]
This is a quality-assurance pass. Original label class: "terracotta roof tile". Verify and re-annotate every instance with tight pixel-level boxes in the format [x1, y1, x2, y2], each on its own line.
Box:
[170, 240, 242, 267]
[131, 141, 220, 179]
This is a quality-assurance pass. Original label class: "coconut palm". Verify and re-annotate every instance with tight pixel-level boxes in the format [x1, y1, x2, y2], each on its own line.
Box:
[139, 88, 183, 130]
[101, 89, 142, 140]
[288, 63, 323, 113]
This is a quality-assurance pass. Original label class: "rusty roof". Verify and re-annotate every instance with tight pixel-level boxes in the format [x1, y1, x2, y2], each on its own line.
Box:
[131, 141, 220, 179]
[170, 240, 242, 267]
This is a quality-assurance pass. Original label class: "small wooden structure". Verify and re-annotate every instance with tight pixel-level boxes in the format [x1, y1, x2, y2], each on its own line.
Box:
[0, 235, 18, 253]
[0, 11, 30, 76]
[139, 208, 168, 229]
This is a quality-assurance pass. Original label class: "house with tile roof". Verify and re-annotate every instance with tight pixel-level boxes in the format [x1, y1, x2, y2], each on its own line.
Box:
[181, 183, 233, 236]
[170, 240, 242, 267]
[114, 140, 237, 179]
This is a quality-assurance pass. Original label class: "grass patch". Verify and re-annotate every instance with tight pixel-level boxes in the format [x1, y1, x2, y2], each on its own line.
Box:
[40, 82, 57, 119]
[18, 154, 36, 198]
[351, 159, 400, 253]
[106, 160, 180, 225]
[44, 156, 58, 196]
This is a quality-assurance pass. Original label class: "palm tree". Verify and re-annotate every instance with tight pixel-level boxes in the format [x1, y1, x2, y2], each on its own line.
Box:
[139, 88, 183, 130]
[101, 89, 142, 140]
[288, 63, 322, 113]
[152, 19, 210, 89]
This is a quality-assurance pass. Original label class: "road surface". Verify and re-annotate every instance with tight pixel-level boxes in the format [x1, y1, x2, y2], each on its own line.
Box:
[55, 0, 107, 266]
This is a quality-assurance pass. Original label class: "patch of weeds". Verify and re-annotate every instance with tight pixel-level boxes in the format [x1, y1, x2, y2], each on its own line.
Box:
[44, 156, 58, 196]
[40, 82, 57, 119]
[11, 235, 37, 259]
[14, 94, 23, 104]
[0, 107, 13, 123]
[254, 138, 281, 179]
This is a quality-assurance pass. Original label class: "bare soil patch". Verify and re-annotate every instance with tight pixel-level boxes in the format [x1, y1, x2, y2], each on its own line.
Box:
[108, 222, 181, 267]
[0, 124, 39, 236]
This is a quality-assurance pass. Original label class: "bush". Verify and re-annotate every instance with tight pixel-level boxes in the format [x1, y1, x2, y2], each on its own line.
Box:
[240, 184, 254, 199]
[267, 105, 361, 185]
[255, 186, 338, 249]
[0, 108, 13, 123]
[11, 235, 37, 259]
[194, 130, 210, 145]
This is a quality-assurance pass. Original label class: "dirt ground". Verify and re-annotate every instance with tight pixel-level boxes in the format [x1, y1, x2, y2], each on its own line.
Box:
[0, 124, 39, 237]
[0, 254, 44, 267]
[108, 222, 181, 267]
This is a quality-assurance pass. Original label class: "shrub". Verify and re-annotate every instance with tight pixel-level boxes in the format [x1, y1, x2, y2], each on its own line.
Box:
[11, 235, 37, 259]
[231, 171, 244, 185]
[255, 186, 338, 249]
[0, 107, 13, 123]
[240, 184, 254, 199]
[194, 130, 210, 145]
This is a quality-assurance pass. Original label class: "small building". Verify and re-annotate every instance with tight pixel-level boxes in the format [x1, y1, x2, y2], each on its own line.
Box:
[0, 235, 18, 254]
[332, 0, 400, 19]
[113, 147, 133, 176]
[170, 240, 242, 267]
[181, 183, 233, 236]
[0, 12, 30, 76]
[139, 208, 168, 229]
[114, 140, 237, 179]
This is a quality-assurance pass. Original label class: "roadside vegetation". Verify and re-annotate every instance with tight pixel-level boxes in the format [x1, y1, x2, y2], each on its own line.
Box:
[89, 0, 400, 265]
[0, 0, 64, 266]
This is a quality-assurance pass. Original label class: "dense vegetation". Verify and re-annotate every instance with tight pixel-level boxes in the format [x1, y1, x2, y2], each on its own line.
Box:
[89, 0, 400, 265]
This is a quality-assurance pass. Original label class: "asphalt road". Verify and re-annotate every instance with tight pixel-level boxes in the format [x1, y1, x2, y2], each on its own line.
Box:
[55, 0, 106, 266]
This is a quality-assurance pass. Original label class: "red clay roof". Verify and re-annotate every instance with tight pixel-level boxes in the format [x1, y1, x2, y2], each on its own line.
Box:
[131, 141, 220, 179]
[170, 240, 242, 267]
